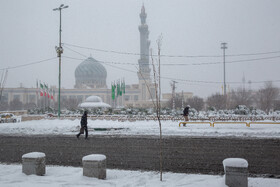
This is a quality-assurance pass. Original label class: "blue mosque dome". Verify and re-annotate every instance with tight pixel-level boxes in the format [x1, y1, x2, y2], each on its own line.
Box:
[75, 57, 107, 88]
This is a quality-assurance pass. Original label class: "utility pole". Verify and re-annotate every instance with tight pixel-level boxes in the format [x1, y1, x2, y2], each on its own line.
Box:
[53, 4, 69, 118]
[0, 69, 8, 102]
[181, 90, 184, 110]
[171, 80, 177, 111]
[221, 42, 227, 95]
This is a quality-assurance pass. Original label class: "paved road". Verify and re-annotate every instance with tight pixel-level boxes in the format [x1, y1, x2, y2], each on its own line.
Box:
[0, 135, 279, 176]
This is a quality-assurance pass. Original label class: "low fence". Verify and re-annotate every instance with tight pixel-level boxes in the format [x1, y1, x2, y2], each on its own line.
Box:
[64, 115, 280, 122]
[179, 121, 280, 127]
[23, 114, 280, 122]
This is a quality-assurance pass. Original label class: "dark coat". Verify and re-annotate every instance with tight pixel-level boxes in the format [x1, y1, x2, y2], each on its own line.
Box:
[80, 114, 87, 127]
[183, 107, 189, 116]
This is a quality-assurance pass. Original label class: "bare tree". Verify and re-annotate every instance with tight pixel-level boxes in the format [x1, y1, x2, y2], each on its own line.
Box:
[186, 96, 205, 111]
[62, 98, 79, 110]
[155, 35, 163, 181]
[9, 98, 23, 111]
[206, 93, 227, 110]
[256, 82, 279, 113]
[274, 100, 280, 110]
[0, 69, 8, 102]
[23, 102, 37, 110]
[137, 35, 163, 181]
[0, 101, 8, 111]
[229, 88, 253, 109]
[167, 96, 182, 109]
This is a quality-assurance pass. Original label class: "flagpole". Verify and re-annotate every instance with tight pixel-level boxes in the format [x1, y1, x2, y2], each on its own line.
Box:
[44, 83, 46, 111]
[36, 79, 38, 107]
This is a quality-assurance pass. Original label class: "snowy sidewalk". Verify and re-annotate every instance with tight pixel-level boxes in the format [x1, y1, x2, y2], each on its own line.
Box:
[0, 164, 279, 187]
[0, 119, 280, 138]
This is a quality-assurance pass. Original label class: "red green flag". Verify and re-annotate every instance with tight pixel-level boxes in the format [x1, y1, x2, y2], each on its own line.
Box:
[40, 82, 44, 96]
[111, 83, 116, 100]
[44, 83, 47, 96]
[122, 79, 125, 94]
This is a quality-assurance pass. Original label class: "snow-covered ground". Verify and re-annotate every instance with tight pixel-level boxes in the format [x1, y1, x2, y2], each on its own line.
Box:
[0, 119, 280, 138]
[0, 164, 279, 187]
[1, 119, 280, 186]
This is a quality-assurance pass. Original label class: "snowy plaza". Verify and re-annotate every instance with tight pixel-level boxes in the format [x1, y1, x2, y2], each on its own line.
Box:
[0, 119, 280, 186]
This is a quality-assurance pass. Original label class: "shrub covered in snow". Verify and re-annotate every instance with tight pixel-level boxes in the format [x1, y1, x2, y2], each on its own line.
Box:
[234, 105, 250, 115]
[27, 105, 280, 119]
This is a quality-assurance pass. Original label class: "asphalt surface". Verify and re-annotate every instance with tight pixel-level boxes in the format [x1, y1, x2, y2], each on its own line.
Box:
[0, 134, 279, 177]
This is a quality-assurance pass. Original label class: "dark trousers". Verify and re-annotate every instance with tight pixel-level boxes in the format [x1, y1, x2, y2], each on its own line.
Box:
[76, 126, 88, 139]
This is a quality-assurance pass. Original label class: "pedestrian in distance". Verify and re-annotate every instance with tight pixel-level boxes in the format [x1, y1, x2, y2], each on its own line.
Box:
[76, 111, 88, 139]
[183, 105, 190, 124]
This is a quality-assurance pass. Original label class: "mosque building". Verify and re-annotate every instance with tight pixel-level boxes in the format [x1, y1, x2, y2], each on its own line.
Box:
[1, 5, 193, 109]
[74, 56, 107, 89]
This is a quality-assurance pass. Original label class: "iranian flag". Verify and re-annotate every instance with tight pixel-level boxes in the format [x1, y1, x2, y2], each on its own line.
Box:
[40, 82, 44, 96]
[111, 82, 116, 100]
[52, 89, 55, 101]
[44, 83, 48, 97]
[36, 80, 38, 96]
[51, 89, 54, 100]
[47, 85, 50, 98]
[122, 79, 125, 94]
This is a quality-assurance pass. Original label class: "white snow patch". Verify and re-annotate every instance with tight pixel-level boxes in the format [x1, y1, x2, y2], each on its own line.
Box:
[22, 152, 46, 159]
[0, 164, 279, 187]
[83, 154, 106, 161]
[223, 158, 248, 169]
[0, 119, 280, 138]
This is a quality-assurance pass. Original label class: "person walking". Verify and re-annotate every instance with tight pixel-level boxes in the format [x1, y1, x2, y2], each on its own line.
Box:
[183, 105, 190, 122]
[76, 111, 88, 139]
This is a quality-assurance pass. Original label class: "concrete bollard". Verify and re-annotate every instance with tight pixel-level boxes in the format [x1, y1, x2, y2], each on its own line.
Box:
[22, 152, 46, 176]
[82, 154, 106, 179]
[223, 158, 248, 187]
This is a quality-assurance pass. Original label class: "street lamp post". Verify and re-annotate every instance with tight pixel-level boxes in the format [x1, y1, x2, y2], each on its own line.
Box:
[53, 4, 69, 118]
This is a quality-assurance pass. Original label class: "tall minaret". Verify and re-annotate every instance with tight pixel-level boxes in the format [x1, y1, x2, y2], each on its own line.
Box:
[137, 4, 151, 81]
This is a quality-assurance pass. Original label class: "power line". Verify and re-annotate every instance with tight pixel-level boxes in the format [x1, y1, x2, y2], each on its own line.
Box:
[2, 45, 274, 72]
[62, 56, 224, 84]
[0, 53, 278, 89]
[2, 54, 276, 87]
[62, 56, 280, 85]
[62, 54, 280, 66]
[61, 46, 280, 86]
[62, 46, 280, 66]
[61, 46, 280, 85]
[63, 42, 280, 58]
[63, 45, 88, 58]
[0, 57, 57, 71]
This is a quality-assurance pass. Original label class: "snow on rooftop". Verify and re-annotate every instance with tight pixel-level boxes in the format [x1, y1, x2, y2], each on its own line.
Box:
[79, 102, 111, 108]
[78, 95, 111, 108]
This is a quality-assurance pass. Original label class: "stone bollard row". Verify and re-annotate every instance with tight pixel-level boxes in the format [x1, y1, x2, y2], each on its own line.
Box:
[223, 158, 248, 187]
[82, 154, 106, 179]
[22, 152, 46, 176]
[22, 152, 247, 185]
[22, 152, 106, 180]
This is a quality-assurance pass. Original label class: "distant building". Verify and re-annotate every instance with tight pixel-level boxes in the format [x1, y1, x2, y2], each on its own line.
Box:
[162, 92, 193, 102]
[1, 5, 192, 110]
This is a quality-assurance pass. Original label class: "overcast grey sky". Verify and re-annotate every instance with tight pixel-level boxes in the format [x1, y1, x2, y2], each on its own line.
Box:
[0, 0, 279, 98]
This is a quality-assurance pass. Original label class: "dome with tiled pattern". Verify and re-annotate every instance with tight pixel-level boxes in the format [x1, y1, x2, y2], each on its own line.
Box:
[75, 57, 107, 88]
